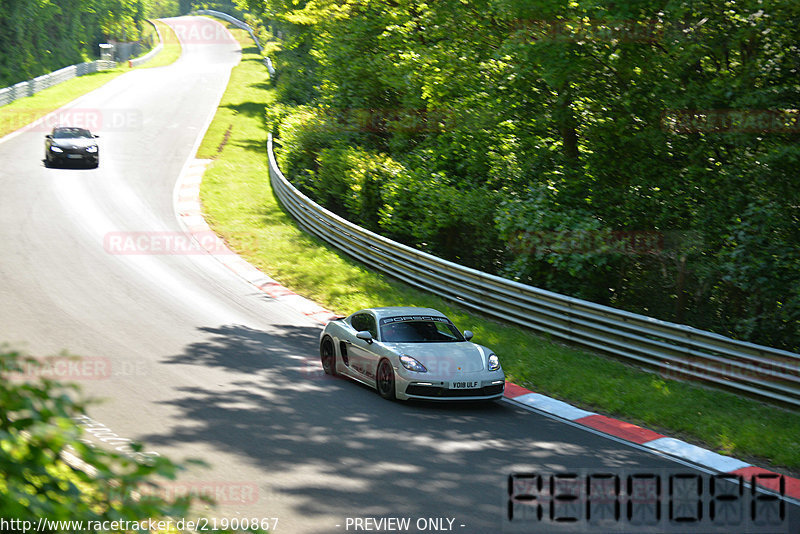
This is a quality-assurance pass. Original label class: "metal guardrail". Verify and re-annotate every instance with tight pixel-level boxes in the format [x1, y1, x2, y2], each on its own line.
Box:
[129, 20, 163, 67]
[0, 19, 169, 108]
[267, 134, 800, 408]
[195, 9, 275, 76]
[0, 61, 115, 107]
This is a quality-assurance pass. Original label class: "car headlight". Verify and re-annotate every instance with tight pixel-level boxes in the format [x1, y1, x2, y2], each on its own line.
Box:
[50, 146, 63, 153]
[86, 145, 98, 153]
[488, 353, 501, 371]
[399, 355, 427, 372]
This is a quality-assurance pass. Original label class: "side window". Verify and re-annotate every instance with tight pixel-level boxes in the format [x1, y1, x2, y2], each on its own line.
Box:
[350, 313, 378, 339]
[364, 315, 378, 339]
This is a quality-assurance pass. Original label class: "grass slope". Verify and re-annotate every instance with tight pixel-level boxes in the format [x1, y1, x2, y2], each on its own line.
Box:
[198, 25, 800, 475]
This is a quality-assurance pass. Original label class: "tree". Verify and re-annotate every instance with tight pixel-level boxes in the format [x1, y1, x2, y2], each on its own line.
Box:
[0, 0, 153, 87]
[0, 347, 263, 533]
[247, 0, 800, 350]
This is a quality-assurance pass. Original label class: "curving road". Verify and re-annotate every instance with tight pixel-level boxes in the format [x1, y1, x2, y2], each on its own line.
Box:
[1, 16, 797, 534]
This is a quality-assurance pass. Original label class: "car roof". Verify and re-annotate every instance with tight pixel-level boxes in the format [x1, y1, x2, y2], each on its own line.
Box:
[53, 126, 91, 134]
[355, 307, 448, 321]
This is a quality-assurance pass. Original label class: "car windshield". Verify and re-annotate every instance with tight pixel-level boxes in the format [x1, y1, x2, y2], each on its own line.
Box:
[53, 128, 93, 139]
[380, 315, 465, 343]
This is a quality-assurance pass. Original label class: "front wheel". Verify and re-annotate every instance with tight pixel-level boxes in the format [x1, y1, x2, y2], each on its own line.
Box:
[320, 336, 337, 376]
[376, 359, 396, 400]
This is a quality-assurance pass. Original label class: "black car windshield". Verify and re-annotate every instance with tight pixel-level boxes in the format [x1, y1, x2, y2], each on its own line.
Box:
[379, 316, 465, 343]
[53, 128, 93, 139]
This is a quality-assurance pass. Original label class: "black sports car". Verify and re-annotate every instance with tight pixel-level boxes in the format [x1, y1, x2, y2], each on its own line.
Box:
[45, 126, 100, 168]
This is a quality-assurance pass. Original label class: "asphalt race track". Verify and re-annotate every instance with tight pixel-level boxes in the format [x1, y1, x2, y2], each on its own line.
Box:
[0, 16, 797, 534]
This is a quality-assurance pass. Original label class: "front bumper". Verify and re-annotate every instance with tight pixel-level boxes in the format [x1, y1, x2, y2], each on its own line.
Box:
[49, 147, 98, 165]
[397, 374, 506, 401]
[405, 382, 505, 400]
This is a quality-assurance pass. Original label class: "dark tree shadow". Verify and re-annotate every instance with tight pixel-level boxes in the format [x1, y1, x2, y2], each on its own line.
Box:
[222, 101, 265, 118]
[143, 323, 688, 533]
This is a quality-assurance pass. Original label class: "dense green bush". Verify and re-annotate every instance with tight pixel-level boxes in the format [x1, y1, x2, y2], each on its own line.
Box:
[243, 0, 800, 351]
[0, 347, 263, 532]
[0, 348, 191, 525]
[379, 166, 503, 272]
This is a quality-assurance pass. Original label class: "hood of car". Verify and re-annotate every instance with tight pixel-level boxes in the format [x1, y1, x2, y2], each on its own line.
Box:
[388, 342, 487, 375]
[51, 138, 96, 149]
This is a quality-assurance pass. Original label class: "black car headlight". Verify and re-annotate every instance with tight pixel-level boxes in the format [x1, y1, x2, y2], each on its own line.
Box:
[488, 353, 501, 371]
[86, 145, 98, 153]
[399, 355, 427, 372]
[50, 146, 63, 153]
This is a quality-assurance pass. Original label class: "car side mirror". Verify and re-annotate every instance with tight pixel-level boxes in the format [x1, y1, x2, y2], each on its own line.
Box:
[463, 330, 474, 341]
[356, 331, 373, 344]
[93, 134, 100, 138]
[45, 134, 52, 139]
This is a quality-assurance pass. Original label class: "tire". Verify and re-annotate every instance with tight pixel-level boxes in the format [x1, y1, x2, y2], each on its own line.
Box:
[320, 336, 337, 376]
[376, 359, 396, 400]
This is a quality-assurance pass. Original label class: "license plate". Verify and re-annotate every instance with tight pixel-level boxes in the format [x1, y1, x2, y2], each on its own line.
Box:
[450, 380, 479, 389]
[67, 154, 84, 159]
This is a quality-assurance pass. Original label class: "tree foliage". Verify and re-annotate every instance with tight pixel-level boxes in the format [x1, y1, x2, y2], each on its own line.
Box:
[248, 0, 800, 350]
[0, 347, 265, 532]
[0, 0, 179, 86]
[0, 348, 191, 527]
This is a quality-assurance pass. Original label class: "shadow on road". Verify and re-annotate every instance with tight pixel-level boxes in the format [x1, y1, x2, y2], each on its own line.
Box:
[143, 322, 684, 533]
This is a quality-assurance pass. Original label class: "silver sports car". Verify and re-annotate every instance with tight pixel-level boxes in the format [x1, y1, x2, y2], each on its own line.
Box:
[319, 307, 505, 401]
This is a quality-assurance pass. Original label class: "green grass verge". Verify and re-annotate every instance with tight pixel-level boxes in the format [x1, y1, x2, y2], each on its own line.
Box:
[0, 20, 180, 139]
[0, 70, 123, 138]
[198, 26, 800, 475]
